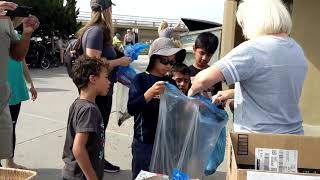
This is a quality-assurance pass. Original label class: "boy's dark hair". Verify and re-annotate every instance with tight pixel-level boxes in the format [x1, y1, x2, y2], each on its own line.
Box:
[194, 32, 219, 54]
[170, 63, 191, 77]
[71, 55, 108, 89]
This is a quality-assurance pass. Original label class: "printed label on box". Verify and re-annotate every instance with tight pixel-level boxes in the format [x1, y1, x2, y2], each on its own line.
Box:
[135, 170, 169, 180]
[255, 148, 298, 173]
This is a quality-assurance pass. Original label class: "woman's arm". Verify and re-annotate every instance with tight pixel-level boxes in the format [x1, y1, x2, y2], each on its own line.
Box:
[188, 65, 225, 96]
[23, 60, 37, 101]
[173, 20, 182, 31]
[85, 27, 131, 70]
[11, 16, 39, 60]
[86, 48, 131, 70]
[85, 48, 102, 58]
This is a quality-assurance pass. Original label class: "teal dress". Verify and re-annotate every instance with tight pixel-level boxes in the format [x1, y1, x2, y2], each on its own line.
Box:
[7, 59, 30, 105]
[7, 34, 29, 105]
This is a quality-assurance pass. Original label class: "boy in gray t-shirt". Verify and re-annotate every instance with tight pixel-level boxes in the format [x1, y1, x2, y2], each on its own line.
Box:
[62, 56, 110, 180]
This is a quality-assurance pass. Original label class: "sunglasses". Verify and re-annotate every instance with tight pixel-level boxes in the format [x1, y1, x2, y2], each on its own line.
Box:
[159, 56, 176, 66]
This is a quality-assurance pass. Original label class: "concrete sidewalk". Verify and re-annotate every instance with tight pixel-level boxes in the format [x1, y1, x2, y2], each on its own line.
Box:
[9, 67, 228, 180]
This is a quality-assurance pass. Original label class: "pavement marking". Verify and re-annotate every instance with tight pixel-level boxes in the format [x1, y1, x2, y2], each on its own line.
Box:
[16, 127, 132, 146]
[17, 112, 132, 146]
[22, 112, 133, 137]
[21, 112, 66, 124]
[16, 127, 67, 145]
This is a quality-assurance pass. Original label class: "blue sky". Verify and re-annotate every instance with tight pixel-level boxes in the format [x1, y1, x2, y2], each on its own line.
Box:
[76, 0, 224, 23]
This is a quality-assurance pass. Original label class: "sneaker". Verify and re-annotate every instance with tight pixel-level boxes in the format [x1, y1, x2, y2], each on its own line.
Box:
[104, 160, 120, 173]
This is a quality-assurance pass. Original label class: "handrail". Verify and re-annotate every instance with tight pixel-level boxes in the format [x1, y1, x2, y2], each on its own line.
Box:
[77, 11, 186, 28]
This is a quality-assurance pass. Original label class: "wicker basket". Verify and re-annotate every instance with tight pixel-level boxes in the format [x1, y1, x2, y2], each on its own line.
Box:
[0, 167, 37, 180]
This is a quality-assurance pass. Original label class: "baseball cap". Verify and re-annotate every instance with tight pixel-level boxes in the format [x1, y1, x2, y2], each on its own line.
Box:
[90, 0, 115, 11]
[147, 38, 186, 71]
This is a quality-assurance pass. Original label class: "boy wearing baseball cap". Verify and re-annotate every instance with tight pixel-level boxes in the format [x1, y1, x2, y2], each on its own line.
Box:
[127, 38, 186, 179]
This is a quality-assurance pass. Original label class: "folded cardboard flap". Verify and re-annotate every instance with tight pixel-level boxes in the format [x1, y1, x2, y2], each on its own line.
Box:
[230, 133, 320, 169]
[227, 132, 239, 180]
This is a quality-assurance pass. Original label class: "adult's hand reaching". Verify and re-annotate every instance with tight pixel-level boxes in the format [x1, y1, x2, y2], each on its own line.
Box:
[22, 15, 40, 35]
[0, 1, 17, 16]
[212, 89, 234, 104]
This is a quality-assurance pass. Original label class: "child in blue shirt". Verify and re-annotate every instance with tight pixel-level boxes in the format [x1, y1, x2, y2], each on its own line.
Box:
[128, 38, 186, 179]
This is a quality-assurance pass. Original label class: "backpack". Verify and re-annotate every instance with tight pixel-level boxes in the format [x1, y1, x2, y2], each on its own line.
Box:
[64, 38, 82, 77]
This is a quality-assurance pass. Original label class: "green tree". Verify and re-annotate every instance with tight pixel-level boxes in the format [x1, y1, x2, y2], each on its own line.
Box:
[11, 0, 80, 37]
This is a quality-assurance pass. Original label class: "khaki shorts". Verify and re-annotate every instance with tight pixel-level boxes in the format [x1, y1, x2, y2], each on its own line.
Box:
[0, 83, 13, 159]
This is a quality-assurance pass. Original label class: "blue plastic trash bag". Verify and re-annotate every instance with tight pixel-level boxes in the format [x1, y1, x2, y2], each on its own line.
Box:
[150, 83, 228, 179]
[117, 65, 137, 88]
[124, 43, 149, 61]
[204, 127, 226, 175]
[172, 169, 189, 180]
[117, 43, 149, 87]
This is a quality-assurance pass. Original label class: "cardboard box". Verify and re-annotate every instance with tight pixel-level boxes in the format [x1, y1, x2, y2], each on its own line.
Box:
[227, 132, 320, 180]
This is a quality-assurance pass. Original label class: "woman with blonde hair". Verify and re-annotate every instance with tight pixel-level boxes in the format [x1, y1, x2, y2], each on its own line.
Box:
[188, 0, 308, 135]
[74, 0, 131, 173]
[158, 20, 182, 39]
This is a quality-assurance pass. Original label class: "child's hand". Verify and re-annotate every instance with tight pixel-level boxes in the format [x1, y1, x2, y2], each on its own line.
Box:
[0, 1, 17, 16]
[29, 86, 37, 101]
[144, 81, 165, 102]
[150, 81, 166, 96]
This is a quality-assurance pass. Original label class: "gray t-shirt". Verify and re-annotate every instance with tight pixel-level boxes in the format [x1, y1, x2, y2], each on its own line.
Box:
[82, 26, 117, 96]
[158, 28, 174, 38]
[62, 98, 105, 180]
[215, 36, 307, 134]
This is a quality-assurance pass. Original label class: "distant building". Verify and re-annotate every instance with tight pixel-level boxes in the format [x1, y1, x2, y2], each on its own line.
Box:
[77, 11, 187, 42]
